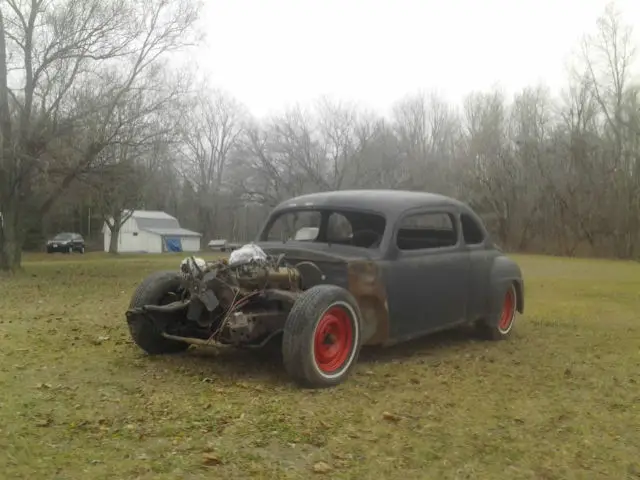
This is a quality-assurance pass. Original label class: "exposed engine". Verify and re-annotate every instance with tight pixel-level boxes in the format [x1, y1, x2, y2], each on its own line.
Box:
[176, 244, 304, 347]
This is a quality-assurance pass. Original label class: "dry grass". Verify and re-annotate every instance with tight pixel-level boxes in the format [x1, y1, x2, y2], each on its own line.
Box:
[0, 252, 639, 479]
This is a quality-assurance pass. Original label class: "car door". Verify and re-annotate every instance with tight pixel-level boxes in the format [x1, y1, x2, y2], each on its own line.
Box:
[383, 207, 471, 341]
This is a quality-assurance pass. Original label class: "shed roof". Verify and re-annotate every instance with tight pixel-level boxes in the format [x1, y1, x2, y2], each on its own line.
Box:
[125, 210, 178, 230]
[145, 227, 202, 237]
[104, 210, 202, 237]
[129, 210, 177, 219]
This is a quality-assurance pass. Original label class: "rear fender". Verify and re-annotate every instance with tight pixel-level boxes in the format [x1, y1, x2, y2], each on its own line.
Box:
[488, 256, 524, 318]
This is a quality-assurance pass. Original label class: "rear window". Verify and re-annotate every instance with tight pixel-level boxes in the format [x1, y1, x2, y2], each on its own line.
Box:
[396, 212, 458, 250]
[53, 233, 73, 241]
[461, 213, 485, 244]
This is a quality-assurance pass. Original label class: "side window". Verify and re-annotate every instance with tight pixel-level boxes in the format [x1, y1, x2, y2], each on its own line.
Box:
[266, 211, 322, 242]
[460, 213, 485, 245]
[396, 212, 457, 250]
[326, 213, 353, 241]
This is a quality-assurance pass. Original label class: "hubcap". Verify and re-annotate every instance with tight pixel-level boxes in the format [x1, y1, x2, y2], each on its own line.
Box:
[314, 306, 354, 373]
[498, 287, 516, 332]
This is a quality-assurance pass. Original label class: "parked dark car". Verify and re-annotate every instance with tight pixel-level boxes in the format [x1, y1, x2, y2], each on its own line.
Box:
[125, 190, 525, 388]
[46, 232, 85, 254]
[207, 239, 242, 252]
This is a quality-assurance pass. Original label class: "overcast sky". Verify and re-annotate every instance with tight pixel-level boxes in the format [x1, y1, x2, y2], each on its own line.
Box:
[189, 0, 640, 118]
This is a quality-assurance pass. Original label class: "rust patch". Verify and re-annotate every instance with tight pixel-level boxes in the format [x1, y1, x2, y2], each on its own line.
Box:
[346, 260, 390, 345]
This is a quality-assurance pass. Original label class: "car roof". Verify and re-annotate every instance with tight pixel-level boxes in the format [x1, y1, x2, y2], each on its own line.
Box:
[272, 189, 469, 217]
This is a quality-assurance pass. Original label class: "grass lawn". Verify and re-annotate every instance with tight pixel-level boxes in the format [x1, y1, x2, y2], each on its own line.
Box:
[0, 252, 639, 479]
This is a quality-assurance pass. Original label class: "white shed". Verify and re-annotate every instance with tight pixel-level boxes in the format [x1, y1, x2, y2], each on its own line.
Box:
[102, 210, 202, 253]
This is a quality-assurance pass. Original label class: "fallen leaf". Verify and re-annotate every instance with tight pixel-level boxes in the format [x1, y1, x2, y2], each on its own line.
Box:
[332, 452, 354, 461]
[382, 411, 402, 422]
[202, 453, 222, 466]
[36, 417, 53, 427]
[312, 461, 333, 474]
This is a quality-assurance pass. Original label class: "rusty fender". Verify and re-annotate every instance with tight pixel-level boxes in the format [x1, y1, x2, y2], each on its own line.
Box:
[347, 260, 389, 346]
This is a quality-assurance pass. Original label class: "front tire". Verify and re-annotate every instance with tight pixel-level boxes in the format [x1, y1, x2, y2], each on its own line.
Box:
[282, 285, 362, 388]
[477, 283, 518, 340]
[127, 271, 190, 355]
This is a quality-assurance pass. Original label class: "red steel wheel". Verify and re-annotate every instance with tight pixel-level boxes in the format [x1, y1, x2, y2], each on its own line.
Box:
[497, 285, 516, 334]
[282, 285, 362, 388]
[313, 306, 354, 373]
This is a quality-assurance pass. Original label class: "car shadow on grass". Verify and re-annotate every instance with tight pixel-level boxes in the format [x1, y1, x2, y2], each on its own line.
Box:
[359, 325, 480, 364]
[143, 345, 291, 387]
[137, 326, 481, 386]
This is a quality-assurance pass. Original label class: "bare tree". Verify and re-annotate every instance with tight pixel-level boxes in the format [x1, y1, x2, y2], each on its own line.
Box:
[91, 161, 144, 253]
[0, 0, 202, 271]
[580, 2, 640, 256]
[391, 91, 460, 192]
[0, 8, 12, 268]
[456, 89, 513, 245]
[91, 123, 175, 253]
[3, 0, 639, 264]
[507, 85, 556, 250]
[179, 87, 247, 240]
[237, 108, 323, 206]
[314, 97, 379, 190]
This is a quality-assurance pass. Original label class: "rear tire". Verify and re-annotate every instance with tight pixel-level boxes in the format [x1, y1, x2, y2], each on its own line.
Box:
[477, 283, 518, 340]
[282, 285, 362, 388]
[127, 271, 190, 355]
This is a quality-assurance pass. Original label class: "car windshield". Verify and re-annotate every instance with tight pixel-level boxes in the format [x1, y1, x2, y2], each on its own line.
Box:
[53, 233, 73, 241]
[260, 208, 387, 249]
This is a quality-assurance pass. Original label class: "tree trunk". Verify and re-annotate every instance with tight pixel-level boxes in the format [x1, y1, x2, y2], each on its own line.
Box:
[106, 210, 123, 254]
[109, 225, 120, 254]
[0, 204, 23, 272]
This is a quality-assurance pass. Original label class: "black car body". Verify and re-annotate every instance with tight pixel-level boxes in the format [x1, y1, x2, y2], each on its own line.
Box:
[126, 190, 525, 388]
[254, 189, 524, 346]
[46, 232, 85, 254]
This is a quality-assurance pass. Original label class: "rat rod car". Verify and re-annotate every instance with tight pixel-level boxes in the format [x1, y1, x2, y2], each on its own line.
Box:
[125, 190, 524, 388]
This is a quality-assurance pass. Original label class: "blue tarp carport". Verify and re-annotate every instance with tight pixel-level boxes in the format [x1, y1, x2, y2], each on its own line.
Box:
[164, 237, 183, 252]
